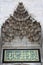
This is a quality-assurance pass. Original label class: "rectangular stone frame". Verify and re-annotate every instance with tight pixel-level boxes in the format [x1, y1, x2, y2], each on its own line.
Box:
[2, 49, 41, 63]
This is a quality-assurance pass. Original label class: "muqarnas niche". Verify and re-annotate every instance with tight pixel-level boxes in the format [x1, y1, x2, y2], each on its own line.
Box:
[1, 2, 41, 43]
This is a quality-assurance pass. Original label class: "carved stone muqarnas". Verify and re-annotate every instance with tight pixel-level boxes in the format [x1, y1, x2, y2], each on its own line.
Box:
[1, 2, 41, 43]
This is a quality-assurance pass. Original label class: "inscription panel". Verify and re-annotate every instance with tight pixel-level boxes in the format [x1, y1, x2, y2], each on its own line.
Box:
[2, 49, 41, 63]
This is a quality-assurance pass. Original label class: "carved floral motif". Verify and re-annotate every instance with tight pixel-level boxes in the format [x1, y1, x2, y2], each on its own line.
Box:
[1, 2, 41, 42]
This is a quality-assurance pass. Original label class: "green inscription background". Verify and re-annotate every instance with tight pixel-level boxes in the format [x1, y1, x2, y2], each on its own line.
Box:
[4, 50, 39, 61]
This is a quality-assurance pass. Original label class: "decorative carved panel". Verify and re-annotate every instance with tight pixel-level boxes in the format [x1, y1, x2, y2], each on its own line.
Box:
[1, 2, 41, 42]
